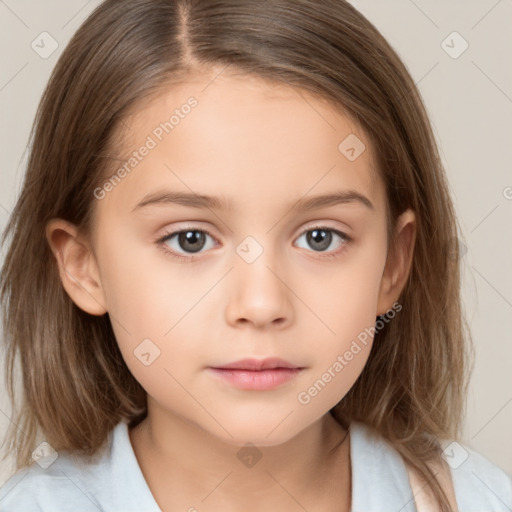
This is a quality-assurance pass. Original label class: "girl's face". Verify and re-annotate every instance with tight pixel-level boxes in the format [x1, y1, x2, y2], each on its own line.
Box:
[55, 71, 414, 447]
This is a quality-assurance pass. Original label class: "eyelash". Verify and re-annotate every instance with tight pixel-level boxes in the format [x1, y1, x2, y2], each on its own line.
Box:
[155, 225, 353, 262]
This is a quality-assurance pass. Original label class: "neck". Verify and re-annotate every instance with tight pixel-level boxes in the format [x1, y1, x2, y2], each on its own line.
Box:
[129, 402, 351, 511]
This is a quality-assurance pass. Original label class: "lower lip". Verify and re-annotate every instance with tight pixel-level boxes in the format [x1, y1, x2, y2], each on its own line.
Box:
[208, 368, 303, 390]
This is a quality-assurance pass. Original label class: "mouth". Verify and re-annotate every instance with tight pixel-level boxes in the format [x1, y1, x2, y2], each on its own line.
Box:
[210, 357, 302, 371]
[208, 357, 305, 390]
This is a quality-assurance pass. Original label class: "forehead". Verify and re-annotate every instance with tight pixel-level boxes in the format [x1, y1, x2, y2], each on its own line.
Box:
[96, 70, 384, 219]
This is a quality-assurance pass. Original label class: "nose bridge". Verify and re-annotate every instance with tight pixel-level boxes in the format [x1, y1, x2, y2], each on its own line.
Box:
[226, 232, 293, 327]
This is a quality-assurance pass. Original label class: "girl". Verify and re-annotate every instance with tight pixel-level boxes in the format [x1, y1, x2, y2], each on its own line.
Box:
[0, 0, 510, 511]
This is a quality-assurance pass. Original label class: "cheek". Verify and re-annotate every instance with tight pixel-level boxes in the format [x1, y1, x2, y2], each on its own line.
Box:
[298, 238, 386, 338]
[98, 229, 203, 331]
[97, 237, 216, 381]
[295, 245, 387, 400]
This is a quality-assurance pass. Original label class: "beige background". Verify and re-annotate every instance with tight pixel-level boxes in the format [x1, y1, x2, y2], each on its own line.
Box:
[1, 0, 511, 486]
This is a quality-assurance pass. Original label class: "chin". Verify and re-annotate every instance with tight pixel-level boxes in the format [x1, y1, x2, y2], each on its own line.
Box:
[206, 417, 304, 448]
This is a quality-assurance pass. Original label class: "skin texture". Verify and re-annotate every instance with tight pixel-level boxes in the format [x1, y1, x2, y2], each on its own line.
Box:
[46, 69, 417, 511]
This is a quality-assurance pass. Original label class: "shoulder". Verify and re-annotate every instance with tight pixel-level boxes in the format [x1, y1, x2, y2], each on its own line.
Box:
[350, 420, 512, 512]
[405, 440, 512, 512]
[447, 441, 512, 511]
[0, 421, 161, 512]
[404, 455, 459, 511]
[0, 453, 104, 512]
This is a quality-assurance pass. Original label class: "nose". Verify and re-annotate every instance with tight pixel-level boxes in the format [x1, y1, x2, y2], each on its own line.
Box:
[224, 246, 294, 330]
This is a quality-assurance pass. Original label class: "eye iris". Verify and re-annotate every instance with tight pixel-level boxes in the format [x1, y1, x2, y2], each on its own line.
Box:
[307, 229, 332, 251]
[178, 231, 205, 253]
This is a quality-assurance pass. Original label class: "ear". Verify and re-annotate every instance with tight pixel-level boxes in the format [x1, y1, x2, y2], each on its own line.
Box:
[45, 218, 107, 316]
[376, 208, 416, 316]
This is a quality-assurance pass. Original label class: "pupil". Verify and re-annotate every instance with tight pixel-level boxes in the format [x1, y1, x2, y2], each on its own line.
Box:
[308, 229, 331, 251]
[179, 231, 205, 253]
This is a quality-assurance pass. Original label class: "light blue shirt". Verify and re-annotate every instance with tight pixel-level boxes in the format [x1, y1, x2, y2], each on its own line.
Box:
[0, 419, 511, 511]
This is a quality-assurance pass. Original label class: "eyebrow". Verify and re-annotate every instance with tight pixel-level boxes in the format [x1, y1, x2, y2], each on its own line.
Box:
[131, 189, 374, 212]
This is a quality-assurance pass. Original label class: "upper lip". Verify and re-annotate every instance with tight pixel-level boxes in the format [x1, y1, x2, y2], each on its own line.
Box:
[210, 357, 302, 371]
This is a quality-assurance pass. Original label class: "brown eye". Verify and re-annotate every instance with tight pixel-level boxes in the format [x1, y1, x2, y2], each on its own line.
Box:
[158, 228, 217, 260]
[295, 226, 350, 255]
[176, 230, 207, 253]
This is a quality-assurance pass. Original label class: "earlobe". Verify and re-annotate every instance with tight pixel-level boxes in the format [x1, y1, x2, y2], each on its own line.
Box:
[45, 218, 107, 316]
[376, 209, 416, 316]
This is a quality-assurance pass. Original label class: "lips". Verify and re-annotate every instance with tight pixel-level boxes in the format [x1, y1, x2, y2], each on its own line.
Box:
[208, 357, 305, 390]
[210, 357, 301, 371]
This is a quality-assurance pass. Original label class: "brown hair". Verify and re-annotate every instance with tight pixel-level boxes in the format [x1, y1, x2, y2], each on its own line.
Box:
[1, 1, 474, 509]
